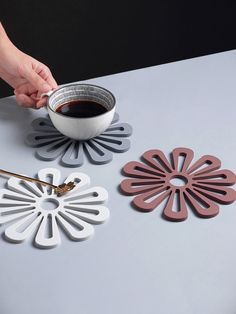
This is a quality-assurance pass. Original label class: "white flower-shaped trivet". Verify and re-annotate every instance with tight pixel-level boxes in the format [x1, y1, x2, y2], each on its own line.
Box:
[26, 113, 133, 167]
[0, 168, 109, 249]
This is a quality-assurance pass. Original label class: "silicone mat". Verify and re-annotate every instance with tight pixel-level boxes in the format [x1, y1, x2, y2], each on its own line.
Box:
[0, 168, 109, 248]
[26, 113, 132, 167]
[120, 147, 236, 221]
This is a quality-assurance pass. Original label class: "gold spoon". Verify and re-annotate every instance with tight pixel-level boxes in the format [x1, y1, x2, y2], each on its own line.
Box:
[0, 169, 76, 196]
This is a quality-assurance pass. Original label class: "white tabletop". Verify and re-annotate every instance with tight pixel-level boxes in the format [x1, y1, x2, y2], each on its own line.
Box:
[0, 50, 236, 314]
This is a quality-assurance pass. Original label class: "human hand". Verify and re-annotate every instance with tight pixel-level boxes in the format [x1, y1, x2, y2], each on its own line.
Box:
[0, 23, 58, 109]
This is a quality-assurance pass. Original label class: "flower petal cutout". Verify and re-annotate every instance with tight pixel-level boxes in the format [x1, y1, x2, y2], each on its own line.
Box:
[0, 168, 109, 248]
[120, 148, 236, 221]
[26, 113, 132, 167]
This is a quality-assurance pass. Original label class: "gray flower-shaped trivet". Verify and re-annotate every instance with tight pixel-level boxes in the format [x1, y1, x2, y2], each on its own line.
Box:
[26, 113, 133, 167]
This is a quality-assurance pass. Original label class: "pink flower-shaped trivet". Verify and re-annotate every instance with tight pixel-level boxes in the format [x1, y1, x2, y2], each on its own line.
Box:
[120, 148, 236, 221]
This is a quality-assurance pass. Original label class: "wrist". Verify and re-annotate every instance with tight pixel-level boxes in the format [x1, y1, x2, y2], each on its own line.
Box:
[0, 23, 17, 77]
[0, 23, 16, 63]
[0, 23, 12, 49]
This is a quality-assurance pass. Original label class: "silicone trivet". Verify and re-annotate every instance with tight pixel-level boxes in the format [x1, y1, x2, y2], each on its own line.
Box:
[120, 147, 236, 221]
[26, 113, 132, 167]
[0, 168, 109, 248]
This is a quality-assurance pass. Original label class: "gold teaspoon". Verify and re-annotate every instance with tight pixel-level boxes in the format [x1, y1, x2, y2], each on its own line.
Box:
[0, 169, 76, 196]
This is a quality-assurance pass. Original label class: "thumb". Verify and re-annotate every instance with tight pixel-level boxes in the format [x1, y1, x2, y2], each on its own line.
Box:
[22, 66, 51, 93]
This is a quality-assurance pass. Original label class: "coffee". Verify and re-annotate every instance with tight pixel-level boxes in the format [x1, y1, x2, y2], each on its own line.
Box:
[56, 100, 107, 118]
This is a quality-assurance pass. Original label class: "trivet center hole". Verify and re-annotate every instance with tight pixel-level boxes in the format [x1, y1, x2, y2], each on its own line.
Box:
[41, 198, 59, 211]
[170, 175, 188, 187]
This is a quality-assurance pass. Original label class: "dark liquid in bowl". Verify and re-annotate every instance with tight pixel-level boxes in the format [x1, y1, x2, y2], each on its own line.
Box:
[56, 100, 108, 118]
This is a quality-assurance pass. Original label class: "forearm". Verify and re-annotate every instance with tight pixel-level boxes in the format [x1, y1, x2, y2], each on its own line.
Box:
[0, 22, 18, 80]
[0, 23, 13, 52]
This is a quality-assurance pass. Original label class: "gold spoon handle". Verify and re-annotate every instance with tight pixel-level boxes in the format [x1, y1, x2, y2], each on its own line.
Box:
[0, 169, 58, 190]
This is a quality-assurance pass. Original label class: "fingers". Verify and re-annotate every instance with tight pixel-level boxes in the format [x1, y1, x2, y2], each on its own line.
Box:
[14, 82, 48, 109]
[15, 93, 37, 108]
[22, 65, 51, 94]
[35, 98, 47, 109]
[15, 93, 47, 109]
[14, 82, 37, 95]
[15, 59, 57, 109]
[38, 65, 58, 89]
[14, 89, 47, 109]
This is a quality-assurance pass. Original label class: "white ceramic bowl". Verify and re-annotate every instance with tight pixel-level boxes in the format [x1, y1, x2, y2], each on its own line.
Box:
[47, 84, 116, 140]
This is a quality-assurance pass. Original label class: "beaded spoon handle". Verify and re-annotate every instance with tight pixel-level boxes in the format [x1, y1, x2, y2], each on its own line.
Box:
[0, 169, 76, 196]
